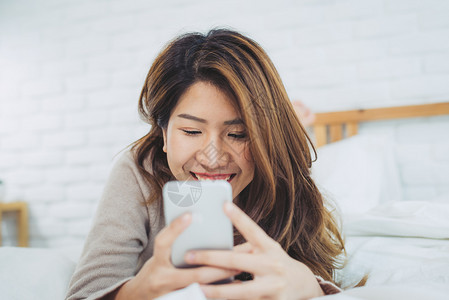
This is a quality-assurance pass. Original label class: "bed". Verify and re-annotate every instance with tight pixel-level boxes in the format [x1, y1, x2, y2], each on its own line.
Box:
[0, 102, 448, 300]
[311, 102, 449, 299]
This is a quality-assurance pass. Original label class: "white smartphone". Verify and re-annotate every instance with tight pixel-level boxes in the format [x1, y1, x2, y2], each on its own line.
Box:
[163, 180, 234, 269]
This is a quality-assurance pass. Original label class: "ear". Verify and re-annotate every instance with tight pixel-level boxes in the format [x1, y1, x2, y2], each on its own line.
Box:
[162, 128, 167, 153]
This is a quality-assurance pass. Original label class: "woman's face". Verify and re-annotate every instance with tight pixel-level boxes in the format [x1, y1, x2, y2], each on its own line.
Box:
[162, 81, 255, 200]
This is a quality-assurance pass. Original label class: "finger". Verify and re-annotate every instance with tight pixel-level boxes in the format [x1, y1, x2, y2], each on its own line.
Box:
[185, 250, 271, 275]
[163, 266, 239, 290]
[200, 277, 275, 300]
[223, 202, 272, 249]
[178, 266, 240, 285]
[233, 242, 253, 253]
[153, 213, 192, 262]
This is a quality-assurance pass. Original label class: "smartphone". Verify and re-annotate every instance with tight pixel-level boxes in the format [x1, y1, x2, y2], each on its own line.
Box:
[163, 180, 234, 269]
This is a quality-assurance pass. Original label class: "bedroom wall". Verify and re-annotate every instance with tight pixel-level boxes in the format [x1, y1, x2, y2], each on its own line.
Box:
[1, 0, 449, 247]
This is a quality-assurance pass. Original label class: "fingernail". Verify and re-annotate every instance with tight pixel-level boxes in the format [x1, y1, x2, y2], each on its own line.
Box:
[224, 202, 233, 213]
[182, 213, 192, 224]
[185, 252, 195, 262]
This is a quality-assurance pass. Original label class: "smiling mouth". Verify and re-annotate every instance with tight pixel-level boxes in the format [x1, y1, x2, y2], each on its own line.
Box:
[190, 172, 236, 183]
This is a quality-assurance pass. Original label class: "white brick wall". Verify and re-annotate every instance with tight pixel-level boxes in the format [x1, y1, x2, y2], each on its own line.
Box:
[1, 0, 449, 247]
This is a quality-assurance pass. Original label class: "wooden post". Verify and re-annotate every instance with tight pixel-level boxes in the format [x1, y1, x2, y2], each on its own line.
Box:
[0, 201, 29, 247]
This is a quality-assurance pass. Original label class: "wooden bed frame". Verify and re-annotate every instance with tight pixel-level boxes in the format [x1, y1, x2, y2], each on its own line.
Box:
[312, 102, 449, 147]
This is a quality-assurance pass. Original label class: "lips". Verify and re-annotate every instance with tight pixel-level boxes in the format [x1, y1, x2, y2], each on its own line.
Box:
[190, 171, 236, 183]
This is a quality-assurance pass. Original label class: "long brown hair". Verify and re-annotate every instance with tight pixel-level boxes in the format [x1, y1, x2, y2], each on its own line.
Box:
[132, 28, 345, 283]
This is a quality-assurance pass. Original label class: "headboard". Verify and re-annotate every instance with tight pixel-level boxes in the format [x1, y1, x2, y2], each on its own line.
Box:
[312, 102, 449, 147]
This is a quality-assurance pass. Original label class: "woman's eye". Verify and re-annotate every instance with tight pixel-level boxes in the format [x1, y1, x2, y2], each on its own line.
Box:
[182, 129, 202, 136]
[228, 132, 247, 139]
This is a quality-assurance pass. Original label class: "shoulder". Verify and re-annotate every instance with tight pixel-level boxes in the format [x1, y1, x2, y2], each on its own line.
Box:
[112, 149, 139, 172]
[105, 149, 153, 199]
[110, 149, 151, 179]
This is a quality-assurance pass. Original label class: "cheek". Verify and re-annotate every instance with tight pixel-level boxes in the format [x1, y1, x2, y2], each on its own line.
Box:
[166, 134, 198, 170]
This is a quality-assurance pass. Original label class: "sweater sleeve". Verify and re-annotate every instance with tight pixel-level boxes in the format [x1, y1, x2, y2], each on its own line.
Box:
[65, 152, 158, 300]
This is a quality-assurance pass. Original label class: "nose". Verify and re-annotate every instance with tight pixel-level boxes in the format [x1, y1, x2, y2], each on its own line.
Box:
[195, 136, 231, 170]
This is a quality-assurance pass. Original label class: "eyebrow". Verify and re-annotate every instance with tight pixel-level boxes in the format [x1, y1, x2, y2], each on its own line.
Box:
[177, 113, 243, 125]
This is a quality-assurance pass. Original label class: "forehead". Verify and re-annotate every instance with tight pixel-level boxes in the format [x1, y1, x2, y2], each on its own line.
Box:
[171, 81, 241, 121]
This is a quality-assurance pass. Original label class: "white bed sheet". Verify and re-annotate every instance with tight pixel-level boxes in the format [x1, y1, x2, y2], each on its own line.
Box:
[328, 200, 449, 299]
[319, 234, 449, 299]
[340, 236, 449, 288]
[313, 284, 449, 300]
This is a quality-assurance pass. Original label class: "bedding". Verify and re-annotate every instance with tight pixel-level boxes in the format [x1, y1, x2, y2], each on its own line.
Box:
[312, 134, 449, 299]
[336, 201, 449, 295]
[313, 285, 449, 300]
[311, 133, 403, 215]
[0, 247, 77, 300]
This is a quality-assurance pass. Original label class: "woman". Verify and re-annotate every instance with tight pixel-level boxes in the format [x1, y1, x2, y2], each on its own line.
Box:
[66, 28, 344, 300]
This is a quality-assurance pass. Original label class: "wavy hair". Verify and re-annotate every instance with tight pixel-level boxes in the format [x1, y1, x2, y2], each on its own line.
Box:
[131, 28, 345, 283]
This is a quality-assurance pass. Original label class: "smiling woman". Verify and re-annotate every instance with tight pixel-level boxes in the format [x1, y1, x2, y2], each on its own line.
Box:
[66, 29, 344, 300]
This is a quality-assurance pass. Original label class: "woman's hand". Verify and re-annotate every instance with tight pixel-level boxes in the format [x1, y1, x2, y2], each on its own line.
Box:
[114, 213, 239, 300]
[292, 100, 316, 127]
[184, 202, 325, 300]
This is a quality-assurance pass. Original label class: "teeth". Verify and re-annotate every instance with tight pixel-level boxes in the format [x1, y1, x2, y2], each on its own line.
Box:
[195, 174, 232, 181]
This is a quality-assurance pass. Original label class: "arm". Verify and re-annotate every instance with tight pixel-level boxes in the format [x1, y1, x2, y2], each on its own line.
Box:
[66, 152, 239, 300]
[66, 152, 154, 300]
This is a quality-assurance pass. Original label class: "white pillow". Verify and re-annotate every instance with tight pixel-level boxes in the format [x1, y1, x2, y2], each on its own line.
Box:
[311, 133, 402, 215]
[0, 247, 76, 300]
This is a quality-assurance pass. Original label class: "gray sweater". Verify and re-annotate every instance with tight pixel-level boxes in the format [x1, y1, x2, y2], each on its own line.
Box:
[66, 151, 341, 299]
[66, 151, 165, 300]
